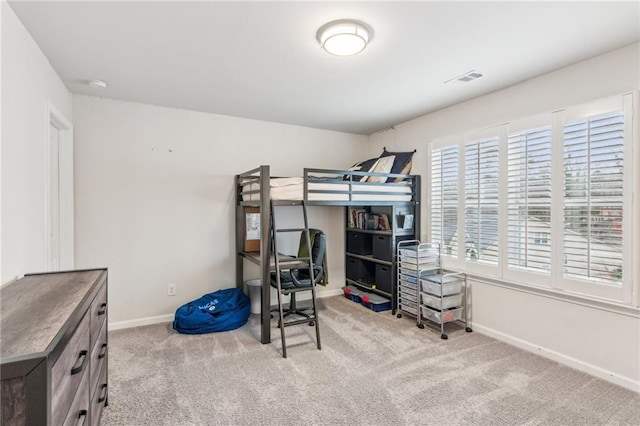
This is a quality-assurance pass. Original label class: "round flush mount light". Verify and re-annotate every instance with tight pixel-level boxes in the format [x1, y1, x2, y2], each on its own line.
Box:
[316, 19, 373, 56]
[88, 79, 108, 89]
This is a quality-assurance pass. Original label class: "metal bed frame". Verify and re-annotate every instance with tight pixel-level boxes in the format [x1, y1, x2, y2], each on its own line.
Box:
[235, 165, 420, 344]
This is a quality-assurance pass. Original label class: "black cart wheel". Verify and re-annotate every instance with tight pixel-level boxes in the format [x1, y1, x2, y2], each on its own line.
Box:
[308, 321, 315, 326]
[396, 313, 402, 318]
[441, 333, 448, 340]
[417, 323, 425, 329]
[465, 327, 473, 333]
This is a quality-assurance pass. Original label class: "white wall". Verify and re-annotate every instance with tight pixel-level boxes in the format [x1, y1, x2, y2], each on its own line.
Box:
[73, 95, 367, 326]
[7, 0, 638, 389]
[369, 43, 640, 391]
[1, 2, 73, 283]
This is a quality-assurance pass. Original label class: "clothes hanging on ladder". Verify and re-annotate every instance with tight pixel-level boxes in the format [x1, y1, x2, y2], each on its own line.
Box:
[296, 228, 329, 285]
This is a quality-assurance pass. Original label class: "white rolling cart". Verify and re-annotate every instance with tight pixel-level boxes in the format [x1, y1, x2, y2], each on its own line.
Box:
[396, 240, 439, 328]
[397, 240, 473, 339]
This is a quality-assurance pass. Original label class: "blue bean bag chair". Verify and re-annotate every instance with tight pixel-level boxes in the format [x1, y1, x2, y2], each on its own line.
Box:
[173, 288, 250, 334]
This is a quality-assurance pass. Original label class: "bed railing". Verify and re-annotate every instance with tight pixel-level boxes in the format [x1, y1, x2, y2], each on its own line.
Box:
[303, 168, 419, 205]
[236, 165, 419, 206]
[236, 165, 274, 206]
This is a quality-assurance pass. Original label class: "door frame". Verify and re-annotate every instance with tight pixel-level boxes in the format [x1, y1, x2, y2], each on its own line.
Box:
[44, 102, 74, 271]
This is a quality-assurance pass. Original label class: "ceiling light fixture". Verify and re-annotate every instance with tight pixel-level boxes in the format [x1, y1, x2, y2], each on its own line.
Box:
[317, 19, 372, 56]
[88, 79, 108, 89]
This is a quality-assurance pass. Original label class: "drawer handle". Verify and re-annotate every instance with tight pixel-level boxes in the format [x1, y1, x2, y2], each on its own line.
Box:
[98, 343, 108, 359]
[77, 409, 88, 426]
[70, 350, 88, 375]
[97, 302, 107, 315]
[98, 383, 108, 403]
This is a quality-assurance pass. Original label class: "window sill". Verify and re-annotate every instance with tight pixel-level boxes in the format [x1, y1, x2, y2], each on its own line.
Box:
[467, 273, 640, 319]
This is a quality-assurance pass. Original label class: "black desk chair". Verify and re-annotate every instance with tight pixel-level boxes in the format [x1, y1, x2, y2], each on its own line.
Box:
[270, 230, 325, 356]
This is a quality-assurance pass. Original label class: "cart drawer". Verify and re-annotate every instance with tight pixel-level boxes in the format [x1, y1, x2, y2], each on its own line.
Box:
[421, 293, 463, 310]
[421, 306, 463, 324]
[399, 255, 438, 270]
[399, 273, 418, 285]
[420, 278, 463, 296]
[399, 281, 418, 293]
[399, 304, 418, 316]
[399, 291, 418, 305]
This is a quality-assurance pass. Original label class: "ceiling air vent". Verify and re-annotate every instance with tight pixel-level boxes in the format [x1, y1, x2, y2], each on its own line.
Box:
[445, 70, 484, 86]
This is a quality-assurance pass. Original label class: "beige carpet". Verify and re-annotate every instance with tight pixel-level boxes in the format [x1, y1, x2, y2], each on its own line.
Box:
[101, 295, 640, 425]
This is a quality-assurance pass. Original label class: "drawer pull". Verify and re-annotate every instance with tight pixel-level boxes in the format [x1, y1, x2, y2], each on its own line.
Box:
[98, 343, 108, 359]
[97, 302, 107, 315]
[98, 383, 108, 403]
[77, 409, 88, 426]
[70, 350, 88, 375]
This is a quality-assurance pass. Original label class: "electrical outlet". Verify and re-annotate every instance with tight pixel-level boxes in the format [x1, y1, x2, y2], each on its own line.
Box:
[167, 283, 177, 296]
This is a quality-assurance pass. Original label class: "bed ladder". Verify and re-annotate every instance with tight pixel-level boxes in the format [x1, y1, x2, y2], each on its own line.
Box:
[270, 200, 321, 358]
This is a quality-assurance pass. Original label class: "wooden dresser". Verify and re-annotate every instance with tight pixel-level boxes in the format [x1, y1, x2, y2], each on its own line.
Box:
[1, 269, 108, 426]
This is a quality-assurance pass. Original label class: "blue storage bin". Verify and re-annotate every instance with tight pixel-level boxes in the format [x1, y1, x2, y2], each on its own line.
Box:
[360, 293, 391, 312]
[342, 285, 365, 303]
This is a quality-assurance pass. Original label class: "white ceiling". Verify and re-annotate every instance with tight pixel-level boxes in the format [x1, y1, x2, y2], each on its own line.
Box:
[9, 1, 639, 135]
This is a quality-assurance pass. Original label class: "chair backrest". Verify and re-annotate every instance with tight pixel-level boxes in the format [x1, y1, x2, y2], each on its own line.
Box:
[310, 231, 327, 268]
[299, 231, 326, 280]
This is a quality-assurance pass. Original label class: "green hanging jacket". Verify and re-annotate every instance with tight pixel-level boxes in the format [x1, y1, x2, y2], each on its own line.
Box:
[296, 229, 328, 285]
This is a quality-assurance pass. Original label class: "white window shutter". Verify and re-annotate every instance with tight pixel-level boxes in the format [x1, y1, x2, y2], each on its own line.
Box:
[464, 137, 499, 265]
[431, 146, 459, 257]
[563, 112, 624, 284]
[507, 127, 552, 274]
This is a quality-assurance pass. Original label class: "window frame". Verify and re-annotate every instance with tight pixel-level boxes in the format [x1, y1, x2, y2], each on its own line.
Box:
[427, 93, 637, 306]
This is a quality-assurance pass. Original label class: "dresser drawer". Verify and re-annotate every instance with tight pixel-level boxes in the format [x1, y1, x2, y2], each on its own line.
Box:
[90, 363, 108, 426]
[90, 284, 107, 348]
[90, 320, 107, 397]
[62, 368, 89, 426]
[51, 311, 91, 426]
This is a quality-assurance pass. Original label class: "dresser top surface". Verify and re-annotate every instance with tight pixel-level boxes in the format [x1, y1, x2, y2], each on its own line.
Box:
[0, 269, 105, 359]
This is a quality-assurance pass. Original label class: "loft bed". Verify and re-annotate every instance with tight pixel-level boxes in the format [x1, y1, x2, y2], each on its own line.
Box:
[239, 167, 417, 205]
[235, 165, 421, 344]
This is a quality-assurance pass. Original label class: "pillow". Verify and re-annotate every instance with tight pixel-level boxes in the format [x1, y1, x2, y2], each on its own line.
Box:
[363, 155, 395, 183]
[380, 148, 415, 182]
[398, 158, 413, 175]
[344, 157, 379, 182]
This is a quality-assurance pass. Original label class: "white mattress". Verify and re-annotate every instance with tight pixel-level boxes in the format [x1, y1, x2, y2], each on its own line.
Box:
[242, 177, 412, 202]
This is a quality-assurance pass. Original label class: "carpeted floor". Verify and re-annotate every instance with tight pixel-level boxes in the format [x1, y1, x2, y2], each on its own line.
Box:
[101, 295, 640, 425]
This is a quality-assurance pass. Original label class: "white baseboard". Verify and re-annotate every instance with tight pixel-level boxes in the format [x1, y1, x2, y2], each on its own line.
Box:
[108, 290, 345, 332]
[109, 314, 173, 331]
[473, 323, 640, 393]
[317, 288, 345, 298]
[1, 275, 20, 289]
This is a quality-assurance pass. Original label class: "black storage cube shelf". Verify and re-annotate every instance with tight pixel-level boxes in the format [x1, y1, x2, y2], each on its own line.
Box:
[372, 234, 392, 261]
[347, 231, 372, 255]
[346, 257, 375, 284]
[375, 263, 393, 294]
